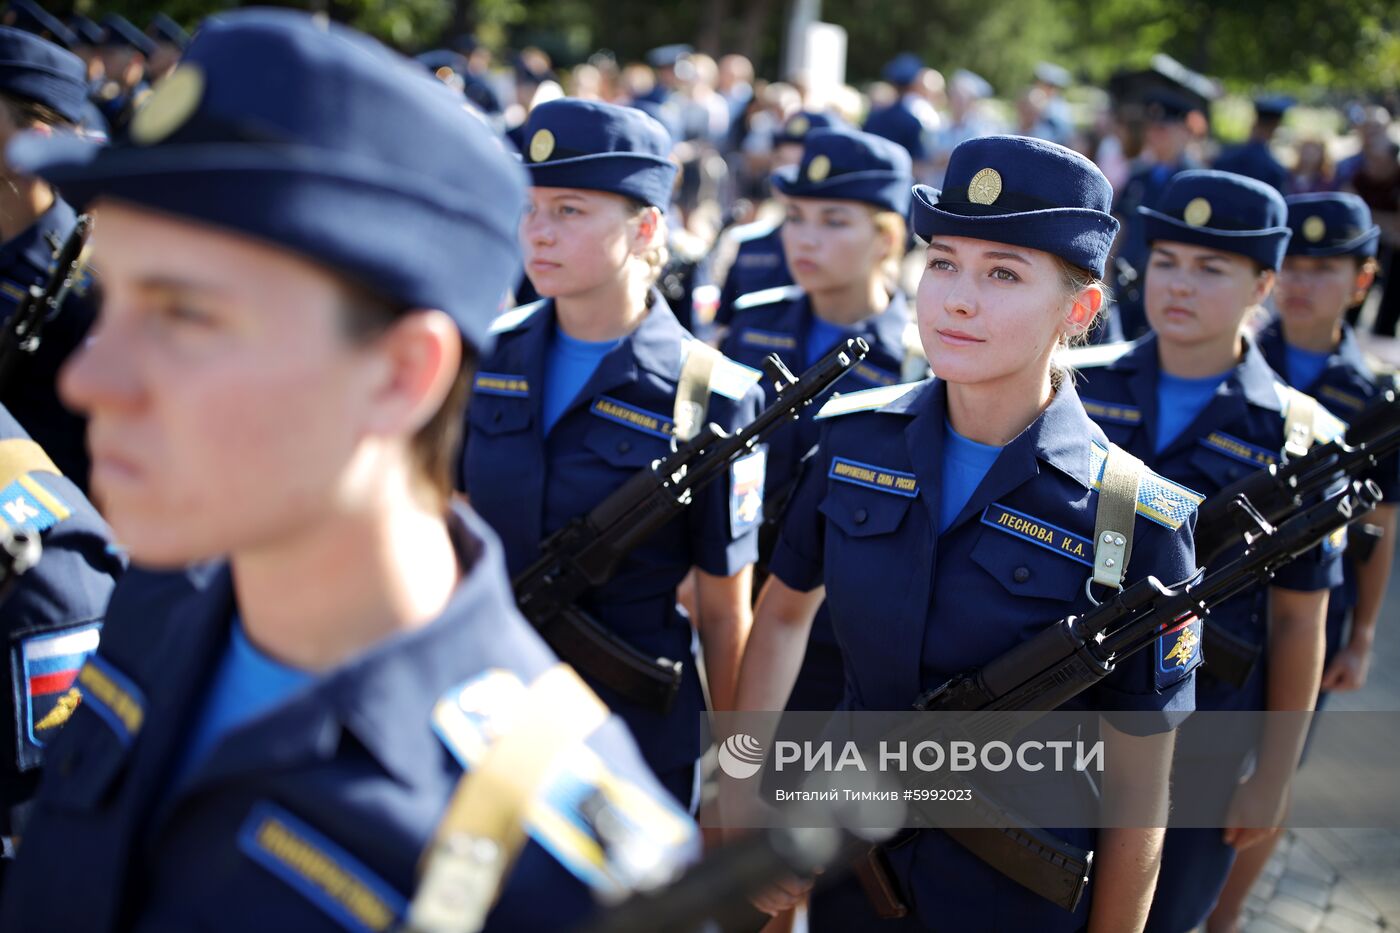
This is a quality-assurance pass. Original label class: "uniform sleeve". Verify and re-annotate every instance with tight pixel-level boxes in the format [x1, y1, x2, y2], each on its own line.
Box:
[766, 430, 829, 593]
[1083, 509, 1200, 736]
[687, 384, 764, 576]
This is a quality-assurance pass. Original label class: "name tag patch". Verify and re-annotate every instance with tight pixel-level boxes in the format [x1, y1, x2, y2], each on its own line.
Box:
[590, 397, 675, 439]
[739, 329, 797, 351]
[981, 503, 1092, 567]
[1200, 432, 1277, 468]
[76, 654, 145, 746]
[730, 447, 766, 536]
[473, 372, 529, 398]
[851, 362, 899, 388]
[1319, 385, 1365, 412]
[828, 457, 918, 497]
[12, 623, 102, 771]
[1080, 398, 1143, 426]
[239, 801, 405, 933]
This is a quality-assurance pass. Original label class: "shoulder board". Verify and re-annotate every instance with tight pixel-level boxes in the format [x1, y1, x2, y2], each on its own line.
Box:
[487, 299, 547, 336]
[815, 382, 921, 420]
[1273, 384, 1349, 443]
[1089, 441, 1204, 531]
[729, 219, 780, 244]
[432, 670, 696, 899]
[1056, 340, 1135, 370]
[0, 439, 70, 537]
[732, 284, 803, 313]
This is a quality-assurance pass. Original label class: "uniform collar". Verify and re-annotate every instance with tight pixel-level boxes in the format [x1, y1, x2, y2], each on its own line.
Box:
[1234, 332, 1289, 412]
[1257, 315, 1371, 382]
[179, 503, 527, 793]
[0, 196, 78, 275]
[861, 289, 912, 358]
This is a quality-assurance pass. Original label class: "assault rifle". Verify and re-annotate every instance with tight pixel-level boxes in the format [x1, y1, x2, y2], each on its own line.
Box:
[514, 338, 870, 712]
[880, 479, 1382, 912]
[1196, 388, 1398, 567]
[0, 215, 92, 394]
[1192, 389, 1398, 686]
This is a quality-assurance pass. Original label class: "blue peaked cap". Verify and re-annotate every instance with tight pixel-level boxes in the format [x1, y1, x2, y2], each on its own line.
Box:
[0, 26, 88, 125]
[1140, 169, 1291, 269]
[520, 98, 678, 209]
[8, 10, 528, 350]
[911, 135, 1119, 278]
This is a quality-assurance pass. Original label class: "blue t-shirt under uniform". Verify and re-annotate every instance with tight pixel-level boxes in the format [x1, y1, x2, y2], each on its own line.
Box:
[805, 316, 857, 368]
[1284, 343, 1331, 393]
[543, 328, 623, 433]
[1155, 370, 1230, 453]
[172, 617, 315, 788]
[940, 422, 1004, 532]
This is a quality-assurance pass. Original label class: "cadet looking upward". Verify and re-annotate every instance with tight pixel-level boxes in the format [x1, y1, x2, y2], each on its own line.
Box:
[0, 26, 100, 490]
[0, 13, 694, 932]
[1073, 170, 1344, 933]
[719, 127, 914, 714]
[1207, 191, 1399, 933]
[736, 135, 1204, 933]
[459, 98, 766, 811]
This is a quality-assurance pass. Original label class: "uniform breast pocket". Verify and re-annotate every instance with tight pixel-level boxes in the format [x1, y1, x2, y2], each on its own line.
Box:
[468, 395, 533, 438]
[583, 420, 671, 471]
[1187, 444, 1256, 488]
[819, 482, 915, 547]
[969, 528, 1086, 605]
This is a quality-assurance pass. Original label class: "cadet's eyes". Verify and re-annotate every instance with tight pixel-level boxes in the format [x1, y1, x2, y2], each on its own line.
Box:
[990, 267, 1019, 282]
[558, 204, 582, 216]
[926, 257, 955, 271]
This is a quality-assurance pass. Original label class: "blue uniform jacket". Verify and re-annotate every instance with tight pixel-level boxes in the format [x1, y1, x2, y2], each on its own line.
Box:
[720, 286, 915, 710]
[1256, 318, 1400, 664]
[863, 98, 929, 162]
[461, 296, 763, 788]
[770, 378, 1202, 932]
[715, 223, 791, 328]
[0, 503, 696, 932]
[1074, 334, 1345, 711]
[0, 406, 119, 829]
[0, 196, 97, 491]
[1213, 140, 1290, 194]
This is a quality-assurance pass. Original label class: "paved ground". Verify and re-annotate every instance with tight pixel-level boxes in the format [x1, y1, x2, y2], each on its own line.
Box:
[1232, 529, 1400, 933]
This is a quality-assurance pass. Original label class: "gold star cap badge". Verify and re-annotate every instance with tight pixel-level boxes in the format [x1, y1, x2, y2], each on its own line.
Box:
[787, 115, 809, 137]
[529, 128, 555, 163]
[1183, 197, 1212, 227]
[807, 154, 831, 182]
[968, 167, 1002, 205]
[1302, 215, 1326, 242]
[130, 64, 205, 146]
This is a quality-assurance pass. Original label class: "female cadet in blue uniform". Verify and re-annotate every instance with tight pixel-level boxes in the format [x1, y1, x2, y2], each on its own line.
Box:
[0, 403, 119, 870]
[1206, 192, 1399, 932]
[0, 26, 99, 490]
[719, 127, 915, 712]
[460, 98, 766, 811]
[0, 13, 695, 932]
[736, 136, 1205, 933]
[1071, 171, 1345, 933]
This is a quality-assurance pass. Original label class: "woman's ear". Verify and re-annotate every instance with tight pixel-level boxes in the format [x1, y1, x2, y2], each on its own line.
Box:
[1353, 259, 1378, 305]
[1064, 285, 1104, 335]
[1253, 268, 1277, 305]
[364, 309, 462, 437]
[631, 205, 662, 256]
